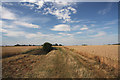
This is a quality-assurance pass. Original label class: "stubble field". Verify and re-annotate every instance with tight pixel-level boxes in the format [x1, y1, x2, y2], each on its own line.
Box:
[1, 45, 119, 78]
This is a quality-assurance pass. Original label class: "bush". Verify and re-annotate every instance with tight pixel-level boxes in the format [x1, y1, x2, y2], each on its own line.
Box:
[52, 43, 58, 46]
[14, 44, 21, 46]
[82, 44, 87, 46]
[43, 42, 53, 52]
[55, 43, 58, 46]
[59, 44, 62, 46]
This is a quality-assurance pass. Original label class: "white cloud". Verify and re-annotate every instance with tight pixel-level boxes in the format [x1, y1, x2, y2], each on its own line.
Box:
[19, 16, 50, 23]
[76, 32, 82, 34]
[20, 0, 38, 2]
[98, 3, 112, 15]
[2, 0, 119, 2]
[1, 6, 16, 20]
[105, 20, 117, 25]
[1, 20, 15, 28]
[4, 25, 15, 28]
[87, 29, 95, 34]
[21, 0, 44, 9]
[19, 1, 77, 23]
[0, 28, 8, 32]
[80, 27, 88, 30]
[1, 6, 40, 29]
[1, 19, 40, 29]
[35, 1, 45, 9]
[44, 7, 76, 23]
[91, 31, 106, 37]
[25, 32, 47, 38]
[52, 1, 76, 7]
[14, 21, 40, 28]
[103, 27, 111, 29]
[2, 2, 14, 6]
[67, 19, 96, 24]
[51, 24, 70, 31]
[4, 30, 25, 37]
[2, 29, 46, 38]
[1, 20, 40, 29]
[70, 20, 80, 23]
[26, 33, 38, 38]
[67, 7, 76, 13]
[58, 32, 73, 36]
[72, 25, 81, 30]
[58, 31, 82, 37]
[79, 20, 96, 24]
[91, 24, 95, 27]
[80, 25, 88, 30]
[0, 20, 3, 28]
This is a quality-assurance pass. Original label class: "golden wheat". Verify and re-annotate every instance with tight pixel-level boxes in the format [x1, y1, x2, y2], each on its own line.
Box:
[2, 46, 41, 58]
[65, 45, 118, 68]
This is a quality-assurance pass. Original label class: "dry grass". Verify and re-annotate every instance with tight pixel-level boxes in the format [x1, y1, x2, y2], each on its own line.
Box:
[2, 46, 42, 58]
[2, 47, 118, 78]
[65, 45, 118, 68]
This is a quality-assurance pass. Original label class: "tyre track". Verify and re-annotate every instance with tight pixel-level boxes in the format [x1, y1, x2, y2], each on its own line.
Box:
[63, 47, 117, 78]
[2, 47, 117, 78]
[60, 47, 95, 78]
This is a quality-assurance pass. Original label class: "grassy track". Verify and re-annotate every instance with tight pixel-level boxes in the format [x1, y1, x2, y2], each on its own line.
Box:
[2, 47, 118, 78]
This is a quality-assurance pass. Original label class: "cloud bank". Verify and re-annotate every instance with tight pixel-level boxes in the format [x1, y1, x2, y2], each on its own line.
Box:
[51, 24, 70, 31]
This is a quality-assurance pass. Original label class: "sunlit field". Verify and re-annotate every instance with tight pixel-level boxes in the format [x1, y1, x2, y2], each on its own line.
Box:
[2, 46, 41, 58]
[1, 1, 119, 79]
[65, 45, 118, 68]
[2, 45, 119, 78]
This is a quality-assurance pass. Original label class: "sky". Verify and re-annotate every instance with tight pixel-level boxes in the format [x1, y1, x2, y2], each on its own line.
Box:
[0, 1, 118, 45]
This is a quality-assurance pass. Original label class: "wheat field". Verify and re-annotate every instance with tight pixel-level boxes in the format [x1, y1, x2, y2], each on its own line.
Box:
[65, 45, 119, 68]
[2, 45, 119, 78]
[2, 46, 41, 58]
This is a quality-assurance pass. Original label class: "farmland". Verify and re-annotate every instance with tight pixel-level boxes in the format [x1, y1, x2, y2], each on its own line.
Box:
[2, 45, 119, 78]
[66, 45, 118, 68]
[1, 46, 41, 58]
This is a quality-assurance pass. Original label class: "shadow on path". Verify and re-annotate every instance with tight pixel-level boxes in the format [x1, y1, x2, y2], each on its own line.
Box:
[33, 47, 57, 55]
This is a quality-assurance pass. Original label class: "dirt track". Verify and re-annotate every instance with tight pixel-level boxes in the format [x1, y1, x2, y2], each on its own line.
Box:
[2, 47, 118, 78]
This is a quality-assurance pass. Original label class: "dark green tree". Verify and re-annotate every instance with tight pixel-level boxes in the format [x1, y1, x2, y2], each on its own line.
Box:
[59, 44, 62, 46]
[43, 42, 53, 52]
[15, 44, 20, 46]
[82, 44, 87, 46]
[55, 43, 58, 46]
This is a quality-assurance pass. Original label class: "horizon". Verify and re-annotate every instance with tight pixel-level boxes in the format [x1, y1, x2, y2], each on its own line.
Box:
[1, 1, 118, 45]
[1, 42, 119, 46]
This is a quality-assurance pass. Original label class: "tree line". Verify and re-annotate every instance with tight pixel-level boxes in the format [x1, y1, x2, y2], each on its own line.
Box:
[14, 43, 63, 46]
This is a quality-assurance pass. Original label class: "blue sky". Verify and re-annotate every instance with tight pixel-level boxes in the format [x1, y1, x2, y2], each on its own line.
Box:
[0, 1, 118, 45]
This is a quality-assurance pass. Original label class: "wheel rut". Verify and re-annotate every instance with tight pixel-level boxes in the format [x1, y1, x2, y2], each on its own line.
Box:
[2, 47, 117, 78]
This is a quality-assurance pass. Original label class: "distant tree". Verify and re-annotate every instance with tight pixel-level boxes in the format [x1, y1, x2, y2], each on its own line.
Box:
[82, 44, 87, 46]
[59, 44, 62, 46]
[15, 44, 20, 46]
[29, 44, 31, 46]
[112, 43, 120, 45]
[55, 43, 58, 46]
[22, 44, 26, 46]
[43, 42, 53, 52]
